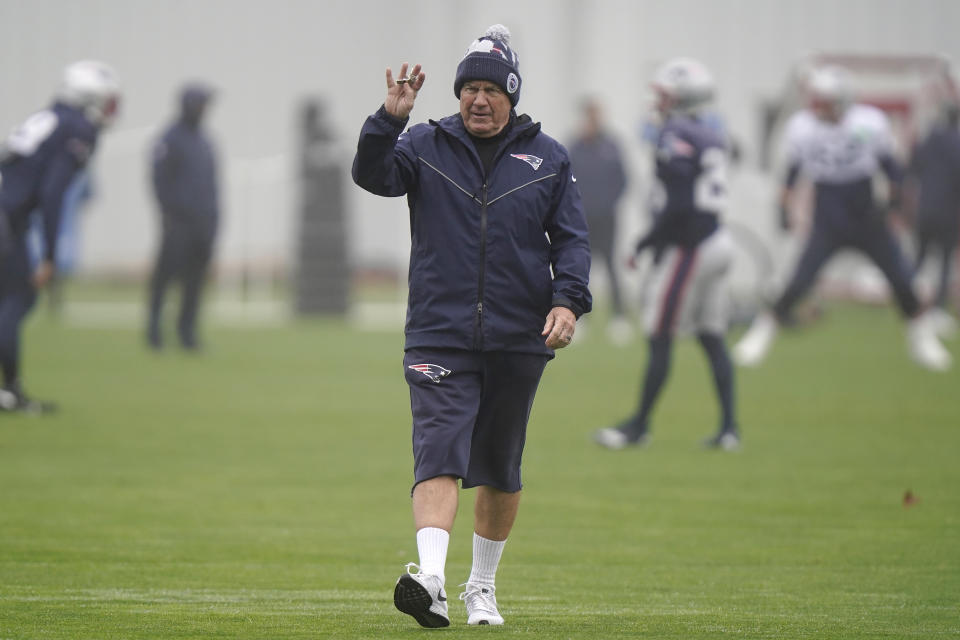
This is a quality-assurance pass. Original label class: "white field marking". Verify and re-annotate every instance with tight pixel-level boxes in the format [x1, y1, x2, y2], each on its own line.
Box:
[348, 301, 406, 331]
[4, 587, 939, 619]
[61, 300, 403, 330]
[62, 300, 291, 328]
[0, 587, 384, 604]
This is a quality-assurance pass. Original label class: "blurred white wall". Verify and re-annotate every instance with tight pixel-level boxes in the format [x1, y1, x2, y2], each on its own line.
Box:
[2, 0, 959, 285]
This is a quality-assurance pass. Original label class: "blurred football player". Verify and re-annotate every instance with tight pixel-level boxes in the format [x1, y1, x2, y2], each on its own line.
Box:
[734, 65, 951, 372]
[906, 102, 960, 336]
[568, 97, 630, 343]
[0, 60, 120, 412]
[594, 57, 740, 451]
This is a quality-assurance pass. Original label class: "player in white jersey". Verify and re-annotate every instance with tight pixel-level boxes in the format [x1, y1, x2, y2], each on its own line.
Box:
[734, 66, 951, 372]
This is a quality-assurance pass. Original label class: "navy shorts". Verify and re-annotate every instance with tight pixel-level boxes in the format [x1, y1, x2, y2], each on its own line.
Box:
[403, 348, 549, 494]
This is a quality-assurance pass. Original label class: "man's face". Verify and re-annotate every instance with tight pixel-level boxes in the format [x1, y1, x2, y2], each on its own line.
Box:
[460, 80, 512, 137]
[652, 86, 673, 117]
[810, 96, 843, 123]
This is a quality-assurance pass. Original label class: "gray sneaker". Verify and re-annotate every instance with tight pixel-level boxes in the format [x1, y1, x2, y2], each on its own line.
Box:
[393, 563, 449, 628]
[460, 582, 504, 625]
[703, 431, 741, 451]
[593, 427, 649, 450]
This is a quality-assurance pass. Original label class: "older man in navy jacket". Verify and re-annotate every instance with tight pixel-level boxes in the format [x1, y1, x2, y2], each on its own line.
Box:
[147, 83, 219, 351]
[353, 25, 591, 629]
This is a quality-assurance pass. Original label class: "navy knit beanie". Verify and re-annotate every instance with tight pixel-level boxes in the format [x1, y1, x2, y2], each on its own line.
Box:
[454, 24, 521, 107]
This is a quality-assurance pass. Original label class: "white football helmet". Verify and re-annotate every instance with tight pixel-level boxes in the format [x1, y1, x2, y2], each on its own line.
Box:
[806, 65, 853, 119]
[651, 57, 715, 115]
[57, 60, 121, 127]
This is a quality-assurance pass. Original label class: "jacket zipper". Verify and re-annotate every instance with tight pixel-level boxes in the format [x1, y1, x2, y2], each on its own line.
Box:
[474, 182, 489, 350]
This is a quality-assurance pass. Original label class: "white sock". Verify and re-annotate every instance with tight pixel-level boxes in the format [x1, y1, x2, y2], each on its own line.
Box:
[416, 527, 449, 583]
[468, 533, 506, 586]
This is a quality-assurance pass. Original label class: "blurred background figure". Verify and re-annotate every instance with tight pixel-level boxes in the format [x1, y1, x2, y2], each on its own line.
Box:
[568, 97, 630, 343]
[594, 57, 740, 451]
[734, 65, 952, 372]
[0, 60, 120, 412]
[906, 101, 960, 336]
[294, 98, 350, 316]
[147, 83, 220, 352]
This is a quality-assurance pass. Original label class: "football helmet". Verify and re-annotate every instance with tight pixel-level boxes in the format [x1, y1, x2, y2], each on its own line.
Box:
[806, 65, 853, 120]
[651, 57, 715, 115]
[57, 60, 121, 127]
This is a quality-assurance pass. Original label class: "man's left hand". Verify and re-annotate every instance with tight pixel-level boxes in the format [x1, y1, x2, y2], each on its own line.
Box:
[32, 260, 55, 289]
[384, 62, 425, 120]
[542, 306, 577, 350]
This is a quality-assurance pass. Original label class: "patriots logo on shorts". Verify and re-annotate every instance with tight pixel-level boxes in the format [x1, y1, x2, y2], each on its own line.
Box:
[510, 153, 543, 170]
[408, 363, 452, 383]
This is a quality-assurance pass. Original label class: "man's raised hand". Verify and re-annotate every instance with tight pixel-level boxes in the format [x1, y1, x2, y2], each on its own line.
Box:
[385, 62, 425, 120]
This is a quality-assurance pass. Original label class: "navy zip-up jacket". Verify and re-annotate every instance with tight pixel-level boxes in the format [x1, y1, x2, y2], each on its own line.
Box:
[353, 105, 592, 356]
[0, 102, 98, 260]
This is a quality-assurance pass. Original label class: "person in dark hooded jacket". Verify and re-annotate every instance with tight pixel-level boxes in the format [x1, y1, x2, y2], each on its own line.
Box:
[353, 24, 591, 630]
[146, 83, 219, 351]
[906, 103, 960, 334]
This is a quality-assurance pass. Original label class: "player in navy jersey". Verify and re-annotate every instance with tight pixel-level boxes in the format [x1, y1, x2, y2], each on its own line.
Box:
[594, 58, 740, 451]
[0, 60, 120, 412]
[734, 66, 951, 372]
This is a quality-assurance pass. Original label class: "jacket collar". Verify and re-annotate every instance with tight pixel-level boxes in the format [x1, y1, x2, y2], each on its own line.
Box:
[431, 111, 540, 146]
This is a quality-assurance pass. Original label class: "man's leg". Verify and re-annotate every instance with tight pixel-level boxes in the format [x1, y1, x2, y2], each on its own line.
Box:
[0, 242, 41, 410]
[459, 486, 519, 626]
[178, 238, 213, 350]
[470, 486, 520, 583]
[631, 246, 704, 426]
[474, 485, 520, 541]
[0, 295, 32, 399]
[913, 233, 930, 278]
[396, 349, 480, 628]
[772, 228, 838, 321]
[604, 246, 634, 345]
[147, 234, 179, 350]
[597, 247, 698, 448]
[698, 332, 739, 449]
[935, 240, 955, 310]
[411, 475, 458, 583]
[735, 227, 837, 366]
[594, 335, 672, 450]
[625, 334, 672, 437]
[857, 221, 951, 370]
[471, 486, 520, 587]
[460, 352, 546, 625]
[594, 213, 626, 319]
[395, 479, 457, 629]
[413, 475, 459, 531]
[858, 220, 921, 317]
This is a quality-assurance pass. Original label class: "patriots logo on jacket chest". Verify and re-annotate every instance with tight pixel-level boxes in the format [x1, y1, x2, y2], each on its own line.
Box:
[510, 153, 543, 170]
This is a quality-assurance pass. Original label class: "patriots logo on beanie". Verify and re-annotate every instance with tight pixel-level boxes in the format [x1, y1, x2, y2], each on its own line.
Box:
[454, 24, 522, 107]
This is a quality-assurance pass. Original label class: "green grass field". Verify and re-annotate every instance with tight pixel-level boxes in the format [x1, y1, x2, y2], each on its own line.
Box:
[1, 298, 958, 639]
